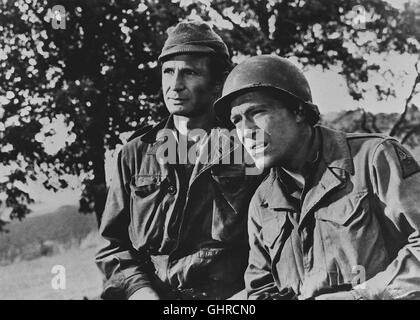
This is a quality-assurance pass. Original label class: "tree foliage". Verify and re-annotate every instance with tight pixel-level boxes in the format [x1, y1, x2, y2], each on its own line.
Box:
[322, 106, 420, 147]
[1, 0, 419, 230]
[323, 58, 420, 147]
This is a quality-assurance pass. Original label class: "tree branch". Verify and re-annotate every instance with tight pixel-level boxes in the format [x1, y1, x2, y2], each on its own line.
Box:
[360, 108, 372, 133]
[389, 59, 420, 136]
[249, 0, 269, 39]
[210, 0, 273, 52]
[401, 125, 420, 144]
[209, 1, 252, 43]
[370, 113, 382, 133]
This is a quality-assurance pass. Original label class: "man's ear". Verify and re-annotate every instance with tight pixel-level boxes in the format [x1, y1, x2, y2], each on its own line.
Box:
[294, 105, 306, 123]
[212, 82, 224, 96]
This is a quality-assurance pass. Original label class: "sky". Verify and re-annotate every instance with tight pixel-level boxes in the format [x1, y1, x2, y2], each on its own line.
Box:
[306, 53, 420, 115]
[287, 0, 420, 115]
[1, 0, 420, 215]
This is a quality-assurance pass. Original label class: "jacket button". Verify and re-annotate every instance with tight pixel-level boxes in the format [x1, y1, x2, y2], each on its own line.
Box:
[168, 185, 177, 195]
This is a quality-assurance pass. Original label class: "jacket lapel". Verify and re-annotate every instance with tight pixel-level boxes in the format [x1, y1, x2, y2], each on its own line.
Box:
[264, 168, 297, 212]
[299, 126, 354, 228]
[190, 128, 242, 184]
[299, 165, 346, 227]
[140, 117, 174, 177]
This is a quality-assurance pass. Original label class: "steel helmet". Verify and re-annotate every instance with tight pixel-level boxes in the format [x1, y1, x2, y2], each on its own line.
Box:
[214, 55, 320, 128]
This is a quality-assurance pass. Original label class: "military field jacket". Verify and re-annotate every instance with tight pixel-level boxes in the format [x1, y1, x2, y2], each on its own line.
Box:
[96, 117, 264, 299]
[246, 126, 420, 300]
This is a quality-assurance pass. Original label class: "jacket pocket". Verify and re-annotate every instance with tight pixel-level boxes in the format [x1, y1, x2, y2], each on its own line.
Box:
[129, 174, 168, 249]
[315, 190, 369, 227]
[130, 174, 165, 198]
[313, 189, 388, 285]
[261, 212, 288, 249]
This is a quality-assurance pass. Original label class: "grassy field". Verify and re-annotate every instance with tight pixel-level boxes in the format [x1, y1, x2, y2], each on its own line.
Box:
[0, 243, 103, 300]
[0, 205, 98, 264]
[0, 205, 103, 299]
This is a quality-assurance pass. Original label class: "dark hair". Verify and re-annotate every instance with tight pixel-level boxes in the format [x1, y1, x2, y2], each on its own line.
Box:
[264, 88, 319, 126]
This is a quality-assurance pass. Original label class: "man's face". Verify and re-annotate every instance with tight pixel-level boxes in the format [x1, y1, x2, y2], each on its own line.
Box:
[162, 54, 219, 117]
[230, 90, 302, 170]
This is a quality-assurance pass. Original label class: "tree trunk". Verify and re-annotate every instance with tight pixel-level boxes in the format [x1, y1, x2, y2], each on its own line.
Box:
[91, 139, 107, 227]
[86, 96, 108, 227]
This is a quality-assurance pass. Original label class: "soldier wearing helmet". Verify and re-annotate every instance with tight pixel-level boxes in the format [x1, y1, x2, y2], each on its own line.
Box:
[215, 54, 420, 300]
[95, 21, 264, 300]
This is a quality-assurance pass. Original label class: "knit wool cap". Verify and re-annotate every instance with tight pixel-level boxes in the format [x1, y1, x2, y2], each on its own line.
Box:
[158, 20, 230, 63]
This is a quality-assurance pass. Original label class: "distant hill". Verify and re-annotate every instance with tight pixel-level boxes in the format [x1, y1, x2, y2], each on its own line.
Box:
[322, 108, 420, 160]
[0, 205, 97, 264]
[322, 109, 400, 133]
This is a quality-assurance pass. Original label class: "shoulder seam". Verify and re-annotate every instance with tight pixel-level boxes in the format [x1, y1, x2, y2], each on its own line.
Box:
[346, 133, 388, 140]
[370, 136, 401, 165]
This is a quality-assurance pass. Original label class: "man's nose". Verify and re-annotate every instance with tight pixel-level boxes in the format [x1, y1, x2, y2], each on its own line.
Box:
[172, 70, 185, 91]
[239, 118, 259, 141]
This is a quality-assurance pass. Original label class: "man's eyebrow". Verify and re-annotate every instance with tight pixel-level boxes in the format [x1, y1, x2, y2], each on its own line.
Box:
[181, 65, 201, 71]
[230, 104, 265, 119]
[163, 65, 200, 71]
[230, 112, 240, 119]
[244, 104, 267, 116]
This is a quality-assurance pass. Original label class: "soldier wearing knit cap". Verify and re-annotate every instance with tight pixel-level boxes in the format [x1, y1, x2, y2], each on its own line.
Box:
[96, 20, 264, 300]
[158, 20, 231, 66]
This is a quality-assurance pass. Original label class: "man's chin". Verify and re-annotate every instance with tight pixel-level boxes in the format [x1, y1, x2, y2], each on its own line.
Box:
[254, 155, 275, 170]
[167, 106, 195, 117]
[172, 110, 193, 117]
[170, 109, 206, 118]
[253, 157, 267, 170]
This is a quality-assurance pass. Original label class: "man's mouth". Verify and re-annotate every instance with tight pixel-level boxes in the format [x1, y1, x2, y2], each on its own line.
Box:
[249, 142, 268, 155]
[169, 97, 188, 102]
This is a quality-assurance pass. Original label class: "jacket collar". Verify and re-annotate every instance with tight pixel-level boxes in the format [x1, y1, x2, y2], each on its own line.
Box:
[194, 127, 241, 173]
[264, 126, 354, 223]
[140, 116, 173, 144]
[263, 168, 298, 211]
[141, 114, 240, 171]
[317, 125, 354, 175]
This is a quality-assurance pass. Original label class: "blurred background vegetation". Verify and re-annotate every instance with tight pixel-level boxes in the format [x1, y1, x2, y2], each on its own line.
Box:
[1, 0, 420, 230]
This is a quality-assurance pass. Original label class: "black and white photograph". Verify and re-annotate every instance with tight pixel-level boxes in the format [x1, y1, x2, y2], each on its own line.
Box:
[1, 0, 420, 308]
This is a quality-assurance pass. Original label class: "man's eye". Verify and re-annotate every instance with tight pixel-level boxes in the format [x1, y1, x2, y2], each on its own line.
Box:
[163, 69, 174, 74]
[184, 70, 197, 76]
[251, 109, 265, 117]
[231, 117, 240, 125]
